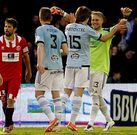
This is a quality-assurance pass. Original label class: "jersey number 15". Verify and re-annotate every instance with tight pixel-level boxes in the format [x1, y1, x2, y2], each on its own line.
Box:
[69, 35, 81, 49]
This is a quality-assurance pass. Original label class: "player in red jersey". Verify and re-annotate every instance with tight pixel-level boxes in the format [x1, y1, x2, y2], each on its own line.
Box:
[0, 18, 32, 133]
[0, 74, 3, 86]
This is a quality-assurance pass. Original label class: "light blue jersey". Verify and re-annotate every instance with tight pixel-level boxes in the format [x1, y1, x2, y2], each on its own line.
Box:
[35, 24, 67, 70]
[65, 23, 101, 67]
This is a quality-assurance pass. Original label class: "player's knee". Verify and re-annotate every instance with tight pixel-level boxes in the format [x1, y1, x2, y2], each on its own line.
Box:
[99, 96, 107, 107]
[92, 95, 100, 106]
[7, 99, 15, 108]
[35, 91, 44, 99]
[0, 96, 7, 105]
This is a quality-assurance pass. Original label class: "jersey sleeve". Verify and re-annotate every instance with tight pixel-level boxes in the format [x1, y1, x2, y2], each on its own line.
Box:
[20, 37, 29, 53]
[107, 27, 115, 39]
[87, 26, 101, 40]
[35, 27, 44, 44]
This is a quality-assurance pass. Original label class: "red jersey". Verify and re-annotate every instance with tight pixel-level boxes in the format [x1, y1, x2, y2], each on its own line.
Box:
[0, 34, 28, 79]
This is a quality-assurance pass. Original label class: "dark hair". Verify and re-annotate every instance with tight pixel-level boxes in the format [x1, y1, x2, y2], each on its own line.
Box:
[51, 14, 63, 26]
[75, 6, 91, 23]
[5, 18, 18, 28]
[50, 6, 64, 26]
[39, 7, 52, 21]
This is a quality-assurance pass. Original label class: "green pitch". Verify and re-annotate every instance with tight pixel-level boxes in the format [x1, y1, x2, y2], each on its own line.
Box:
[0, 126, 137, 135]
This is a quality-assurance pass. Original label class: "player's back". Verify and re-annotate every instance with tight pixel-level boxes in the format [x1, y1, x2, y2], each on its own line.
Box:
[35, 24, 66, 70]
[65, 23, 100, 67]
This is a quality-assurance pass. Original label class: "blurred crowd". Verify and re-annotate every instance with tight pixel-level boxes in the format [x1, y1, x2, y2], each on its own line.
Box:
[0, 3, 137, 83]
[108, 15, 137, 83]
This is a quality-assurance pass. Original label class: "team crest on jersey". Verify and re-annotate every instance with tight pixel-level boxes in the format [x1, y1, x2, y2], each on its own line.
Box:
[71, 53, 79, 59]
[16, 45, 21, 51]
[51, 55, 58, 61]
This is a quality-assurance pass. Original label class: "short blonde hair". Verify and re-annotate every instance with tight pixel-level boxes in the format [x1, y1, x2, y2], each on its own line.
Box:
[91, 11, 106, 22]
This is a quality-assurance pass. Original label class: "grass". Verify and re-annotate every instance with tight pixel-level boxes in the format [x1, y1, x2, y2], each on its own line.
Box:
[0, 126, 137, 135]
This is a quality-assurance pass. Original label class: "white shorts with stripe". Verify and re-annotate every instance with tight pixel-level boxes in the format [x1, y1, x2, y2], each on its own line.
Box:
[35, 70, 64, 91]
[64, 66, 90, 89]
[89, 70, 108, 96]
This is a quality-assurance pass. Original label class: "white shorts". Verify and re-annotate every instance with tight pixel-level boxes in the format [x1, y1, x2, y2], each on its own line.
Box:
[89, 71, 107, 96]
[35, 70, 64, 91]
[64, 66, 90, 89]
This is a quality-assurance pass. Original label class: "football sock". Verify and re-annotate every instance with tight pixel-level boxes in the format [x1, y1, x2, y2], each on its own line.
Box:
[99, 97, 112, 122]
[5, 108, 14, 127]
[53, 98, 62, 122]
[2, 106, 6, 115]
[70, 96, 82, 124]
[61, 93, 69, 111]
[37, 95, 55, 121]
[88, 95, 99, 126]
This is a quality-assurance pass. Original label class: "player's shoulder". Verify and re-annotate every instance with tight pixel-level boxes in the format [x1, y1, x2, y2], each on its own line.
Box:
[36, 25, 43, 31]
[52, 25, 64, 34]
[66, 23, 76, 28]
[0, 35, 3, 43]
[16, 35, 27, 43]
[65, 23, 86, 31]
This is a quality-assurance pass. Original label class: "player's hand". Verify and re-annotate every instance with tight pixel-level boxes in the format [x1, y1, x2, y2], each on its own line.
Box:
[117, 19, 127, 33]
[37, 64, 45, 74]
[0, 74, 3, 86]
[25, 70, 32, 83]
[113, 24, 126, 32]
[119, 18, 127, 25]
[64, 13, 76, 23]
[121, 7, 132, 17]
[68, 13, 76, 23]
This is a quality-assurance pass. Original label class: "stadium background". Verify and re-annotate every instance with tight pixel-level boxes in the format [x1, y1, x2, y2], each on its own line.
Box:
[0, 0, 137, 83]
[0, 0, 137, 129]
[0, 0, 137, 39]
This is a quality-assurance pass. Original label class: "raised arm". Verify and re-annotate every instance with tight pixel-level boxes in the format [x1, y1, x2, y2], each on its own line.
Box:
[120, 7, 132, 19]
[99, 20, 127, 42]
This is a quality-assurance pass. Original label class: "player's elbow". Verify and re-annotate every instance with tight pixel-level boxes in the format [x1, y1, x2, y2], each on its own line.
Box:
[99, 36, 108, 42]
[61, 44, 69, 55]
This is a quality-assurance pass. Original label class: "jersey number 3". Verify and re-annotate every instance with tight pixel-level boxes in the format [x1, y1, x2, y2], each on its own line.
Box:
[51, 34, 57, 49]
